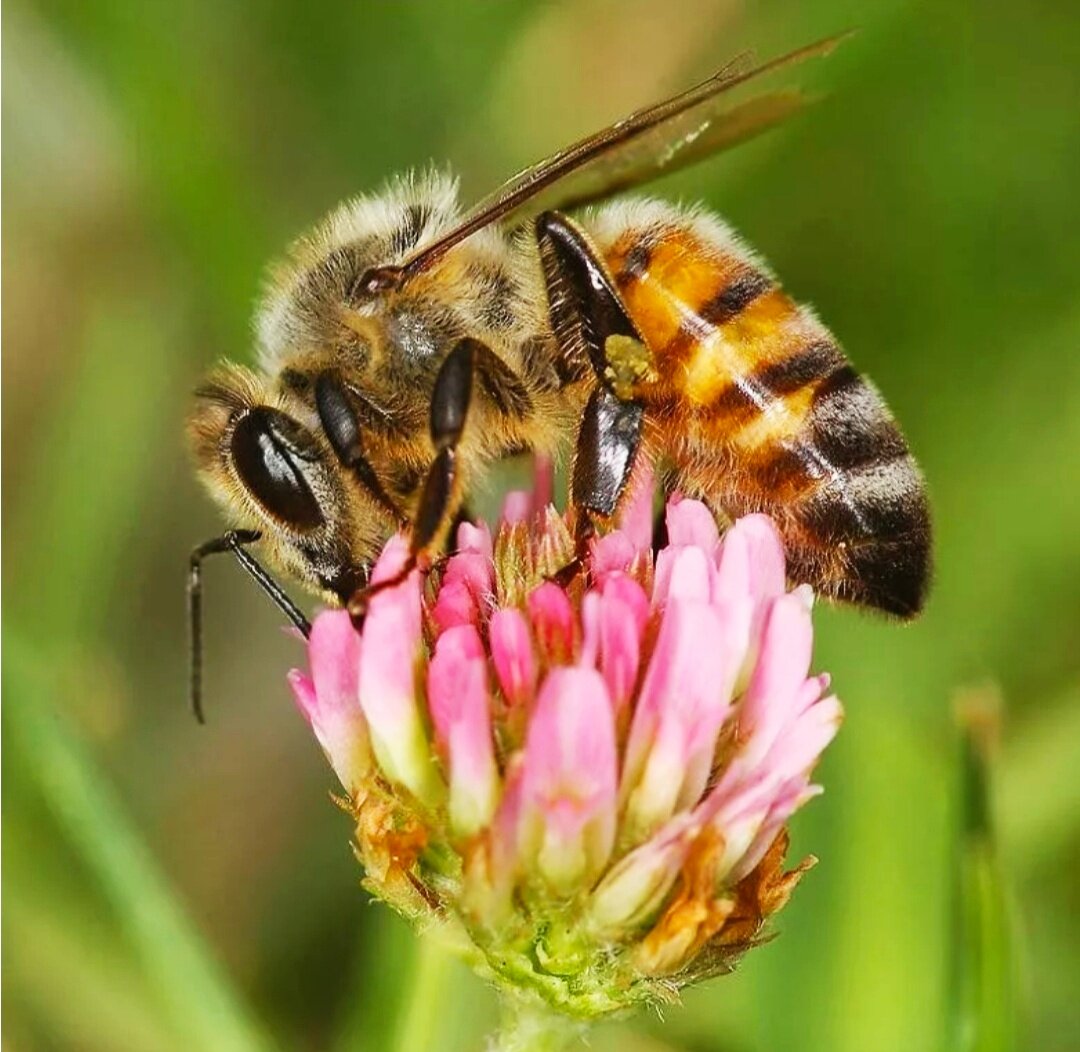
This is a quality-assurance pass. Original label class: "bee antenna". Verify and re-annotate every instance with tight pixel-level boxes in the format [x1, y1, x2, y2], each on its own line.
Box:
[187, 530, 311, 724]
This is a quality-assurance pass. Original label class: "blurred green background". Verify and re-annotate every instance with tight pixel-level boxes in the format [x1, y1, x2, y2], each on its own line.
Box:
[4, 1, 1079, 1049]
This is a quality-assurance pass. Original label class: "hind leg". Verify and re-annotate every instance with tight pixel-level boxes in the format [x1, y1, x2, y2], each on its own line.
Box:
[535, 210, 657, 575]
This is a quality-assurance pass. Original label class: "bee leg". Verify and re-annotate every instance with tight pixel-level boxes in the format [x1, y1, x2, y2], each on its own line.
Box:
[187, 530, 310, 724]
[547, 515, 595, 589]
[471, 341, 534, 420]
[315, 373, 406, 523]
[536, 210, 650, 581]
[348, 337, 481, 621]
[414, 335, 479, 550]
[551, 385, 645, 587]
[536, 210, 656, 393]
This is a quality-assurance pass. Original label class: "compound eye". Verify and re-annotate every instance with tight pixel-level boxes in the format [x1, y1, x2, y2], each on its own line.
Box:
[231, 408, 324, 530]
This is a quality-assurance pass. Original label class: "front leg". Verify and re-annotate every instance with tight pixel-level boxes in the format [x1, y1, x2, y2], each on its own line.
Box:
[348, 337, 491, 618]
[537, 211, 651, 572]
[408, 336, 535, 551]
[411, 336, 477, 555]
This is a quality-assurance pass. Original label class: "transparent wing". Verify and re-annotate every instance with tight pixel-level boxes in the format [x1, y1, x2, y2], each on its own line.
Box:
[525, 86, 817, 216]
[365, 33, 850, 291]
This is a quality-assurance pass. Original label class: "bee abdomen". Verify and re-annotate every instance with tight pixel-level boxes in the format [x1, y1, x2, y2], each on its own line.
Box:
[763, 367, 931, 615]
[591, 200, 931, 616]
[691, 359, 932, 615]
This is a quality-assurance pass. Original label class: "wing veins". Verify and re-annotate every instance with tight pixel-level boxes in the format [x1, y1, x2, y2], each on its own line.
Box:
[384, 32, 851, 286]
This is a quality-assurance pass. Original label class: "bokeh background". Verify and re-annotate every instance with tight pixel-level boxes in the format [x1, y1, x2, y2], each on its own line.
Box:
[4, 1, 1079, 1049]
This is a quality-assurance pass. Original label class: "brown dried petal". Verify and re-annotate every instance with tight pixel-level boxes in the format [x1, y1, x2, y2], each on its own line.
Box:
[635, 827, 734, 976]
[350, 783, 430, 913]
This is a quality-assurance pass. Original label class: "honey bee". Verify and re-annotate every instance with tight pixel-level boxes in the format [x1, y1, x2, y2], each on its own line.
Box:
[188, 33, 930, 719]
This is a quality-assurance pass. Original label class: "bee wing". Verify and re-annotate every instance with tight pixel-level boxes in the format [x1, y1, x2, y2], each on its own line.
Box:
[389, 32, 850, 284]
[516, 87, 816, 217]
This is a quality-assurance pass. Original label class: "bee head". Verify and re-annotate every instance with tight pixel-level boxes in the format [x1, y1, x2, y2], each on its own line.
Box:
[186, 365, 391, 604]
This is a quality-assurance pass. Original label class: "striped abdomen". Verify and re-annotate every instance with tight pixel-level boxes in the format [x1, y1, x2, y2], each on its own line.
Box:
[593, 204, 930, 616]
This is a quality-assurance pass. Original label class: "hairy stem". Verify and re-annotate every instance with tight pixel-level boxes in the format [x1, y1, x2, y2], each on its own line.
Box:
[490, 997, 585, 1052]
[391, 936, 456, 1052]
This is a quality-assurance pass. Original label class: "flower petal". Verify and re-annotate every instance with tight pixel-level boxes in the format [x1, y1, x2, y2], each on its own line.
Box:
[618, 461, 656, 555]
[760, 694, 843, 787]
[519, 668, 617, 893]
[724, 780, 822, 884]
[288, 669, 318, 718]
[531, 452, 555, 513]
[621, 596, 750, 841]
[597, 574, 650, 720]
[735, 591, 814, 767]
[357, 536, 442, 804]
[590, 531, 639, 584]
[456, 519, 493, 558]
[665, 497, 720, 551]
[653, 544, 716, 606]
[490, 607, 537, 709]
[500, 490, 532, 525]
[290, 610, 370, 793]
[431, 548, 494, 634]
[527, 581, 577, 665]
[714, 514, 786, 608]
[428, 625, 500, 836]
[588, 812, 698, 937]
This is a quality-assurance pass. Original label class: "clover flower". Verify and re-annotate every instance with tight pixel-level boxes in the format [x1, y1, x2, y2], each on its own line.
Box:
[288, 468, 842, 1029]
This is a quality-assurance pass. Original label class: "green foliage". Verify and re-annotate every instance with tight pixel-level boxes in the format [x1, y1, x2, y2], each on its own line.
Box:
[5, 642, 276, 1052]
[4, 0, 1078, 1048]
[949, 694, 1020, 1052]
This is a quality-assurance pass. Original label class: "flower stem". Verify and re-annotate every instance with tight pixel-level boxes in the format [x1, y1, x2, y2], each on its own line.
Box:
[491, 997, 584, 1052]
[391, 935, 456, 1052]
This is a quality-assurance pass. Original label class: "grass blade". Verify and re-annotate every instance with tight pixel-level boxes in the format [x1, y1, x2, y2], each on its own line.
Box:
[4, 639, 278, 1052]
[949, 687, 1021, 1052]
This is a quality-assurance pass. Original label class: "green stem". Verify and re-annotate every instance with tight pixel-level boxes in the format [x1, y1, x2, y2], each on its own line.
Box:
[391, 935, 457, 1052]
[491, 997, 585, 1052]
